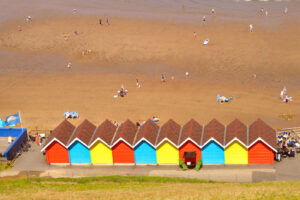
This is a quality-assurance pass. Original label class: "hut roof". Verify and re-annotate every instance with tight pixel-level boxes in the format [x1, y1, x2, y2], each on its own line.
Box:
[179, 119, 202, 147]
[112, 120, 137, 147]
[42, 120, 75, 150]
[248, 119, 277, 150]
[134, 119, 159, 147]
[68, 119, 96, 147]
[156, 119, 181, 147]
[225, 119, 247, 146]
[202, 119, 225, 147]
[89, 120, 117, 147]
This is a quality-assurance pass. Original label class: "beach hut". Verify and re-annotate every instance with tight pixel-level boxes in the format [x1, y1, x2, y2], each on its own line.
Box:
[224, 119, 248, 164]
[179, 119, 202, 164]
[201, 119, 225, 164]
[156, 119, 181, 164]
[133, 120, 159, 164]
[68, 119, 96, 164]
[248, 119, 277, 164]
[111, 120, 137, 164]
[89, 120, 116, 164]
[41, 120, 75, 164]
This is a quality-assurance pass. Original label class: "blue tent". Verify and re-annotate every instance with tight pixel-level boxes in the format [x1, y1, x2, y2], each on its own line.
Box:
[202, 140, 224, 164]
[134, 141, 157, 164]
[68, 141, 91, 164]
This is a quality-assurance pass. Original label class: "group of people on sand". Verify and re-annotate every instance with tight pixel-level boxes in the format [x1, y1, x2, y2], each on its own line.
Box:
[99, 17, 110, 25]
[250, 7, 289, 33]
[280, 86, 292, 103]
[112, 116, 160, 128]
[136, 116, 160, 127]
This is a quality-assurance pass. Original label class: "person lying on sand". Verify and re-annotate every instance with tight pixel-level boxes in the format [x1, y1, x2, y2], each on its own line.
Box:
[283, 95, 292, 103]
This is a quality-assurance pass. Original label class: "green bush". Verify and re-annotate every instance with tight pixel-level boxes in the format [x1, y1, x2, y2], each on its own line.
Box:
[179, 159, 188, 170]
[195, 158, 202, 171]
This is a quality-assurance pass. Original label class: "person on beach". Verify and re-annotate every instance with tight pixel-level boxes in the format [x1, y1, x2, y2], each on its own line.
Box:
[26, 16, 32, 23]
[99, 18, 102, 25]
[161, 74, 166, 82]
[193, 32, 197, 38]
[280, 90, 284, 99]
[284, 7, 288, 15]
[211, 8, 216, 21]
[283, 86, 287, 95]
[136, 79, 141, 88]
[185, 72, 189, 78]
[74, 29, 78, 35]
[18, 25, 22, 31]
[260, 8, 264, 16]
[171, 75, 174, 80]
[67, 62, 72, 68]
[252, 72, 256, 79]
[202, 16, 206, 23]
[265, 10, 268, 17]
[113, 121, 119, 127]
[211, 8, 216, 15]
[249, 24, 253, 32]
[106, 17, 110, 25]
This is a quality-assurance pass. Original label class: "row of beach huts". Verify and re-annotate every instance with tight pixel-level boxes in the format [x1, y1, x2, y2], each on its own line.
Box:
[41, 118, 277, 165]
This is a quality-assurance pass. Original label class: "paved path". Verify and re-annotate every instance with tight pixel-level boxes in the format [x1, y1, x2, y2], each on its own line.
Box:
[1, 142, 299, 182]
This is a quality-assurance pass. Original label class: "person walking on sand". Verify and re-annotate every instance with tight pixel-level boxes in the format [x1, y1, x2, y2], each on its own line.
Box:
[260, 8, 264, 16]
[211, 8, 216, 21]
[202, 16, 206, 24]
[161, 74, 166, 82]
[249, 24, 253, 32]
[136, 79, 141, 88]
[99, 18, 102, 25]
[211, 8, 216, 15]
[18, 25, 22, 32]
[284, 7, 288, 15]
[106, 17, 110, 25]
[193, 32, 197, 38]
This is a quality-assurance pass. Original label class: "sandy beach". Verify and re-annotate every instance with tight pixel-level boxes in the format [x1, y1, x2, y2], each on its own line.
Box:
[0, 1, 300, 131]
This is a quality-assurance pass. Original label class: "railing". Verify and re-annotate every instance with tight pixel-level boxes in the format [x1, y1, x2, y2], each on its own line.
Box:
[28, 129, 52, 136]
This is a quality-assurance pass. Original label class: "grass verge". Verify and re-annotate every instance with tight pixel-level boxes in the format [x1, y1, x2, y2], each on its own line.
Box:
[0, 176, 300, 200]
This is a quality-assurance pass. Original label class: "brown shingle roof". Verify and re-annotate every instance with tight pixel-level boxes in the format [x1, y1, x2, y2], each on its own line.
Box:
[156, 119, 181, 147]
[249, 119, 276, 150]
[225, 119, 247, 146]
[43, 120, 75, 149]
[179, 119, 202, 147]
[89, 120, 117, 147]
[134, 119, 159, 146]
[202, 119, 225, 146]
[69, 119, 96, 146]
[112, 120, 137, 146]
